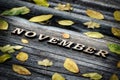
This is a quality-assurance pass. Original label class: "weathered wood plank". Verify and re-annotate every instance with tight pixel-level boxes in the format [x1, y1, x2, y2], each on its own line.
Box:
[0, 0, 120, 80]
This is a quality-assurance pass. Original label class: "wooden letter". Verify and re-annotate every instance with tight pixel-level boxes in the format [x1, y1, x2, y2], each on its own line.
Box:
[58, 40, 74, 48]
[72, 43, 85, 51]
[25, 31, 37, 38]
[48, 37, 59, 44]
[38, 34, 49, 41]
[83, 47, 96, 54]
[11, 28, 25, 35]
[95, 50, 108, 57]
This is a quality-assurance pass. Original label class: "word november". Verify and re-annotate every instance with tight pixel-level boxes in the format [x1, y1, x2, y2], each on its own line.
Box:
[12, 28, 108, 58]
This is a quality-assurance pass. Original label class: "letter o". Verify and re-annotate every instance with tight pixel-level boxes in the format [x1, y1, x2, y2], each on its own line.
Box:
[25, 31, 37, 38]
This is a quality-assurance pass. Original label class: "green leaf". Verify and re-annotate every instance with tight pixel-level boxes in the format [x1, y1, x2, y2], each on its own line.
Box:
[111, 27, 120, 38]
[107, 43, 120, 55]
[84, 32, 104, 38]
[82, 72, 102, 80]
[110, 74, 119, 80]
[0, 19, 8, 30]
[113, 10, 120, 21]
[29, 14, 53, 22]
[1, 6, 30, 16]
[0, 54, 11, 63]
[33, 0, 49, 7]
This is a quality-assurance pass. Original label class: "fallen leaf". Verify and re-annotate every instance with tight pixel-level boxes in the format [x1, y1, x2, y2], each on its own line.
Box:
[29, 14, 53, 22]
[55, 3, 73, 11]
[38, 59, 53, 67]
[63, 58, 79, 73]
[58, 20, 74, 26]
[82, 72, 102, 80]
[33, 0, 49, 7]
[21, 38, 29, 44]
[16, 52, 29, 62]
[1, 6, 30, 16]
[52, 73, 65, 80]
[109, 74, 119, 80]
[113, 10, 120, 21]
[12, 64, 31, 75]
[86, 9, 104, 19]
[107, 43, 120, 55]
[12, 45, 23, 50]
[0, 44, 23, 54]
[84, 32, 104, 38]
[117, 61, 120, 68]
[0, 19, 8, 30]
[0, 45, 15, 53]
[83, 21, 100, 29]
[62, 33, 70, 39]
[0, 54, 11, 63]
[111, 27, 120, 38]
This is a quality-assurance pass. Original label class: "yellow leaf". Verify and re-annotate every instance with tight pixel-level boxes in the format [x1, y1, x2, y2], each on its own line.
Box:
[21, 38, 29, 44]
[38, 59, 53, 67]
[86, 9, 104, 19]
[0, 19, 8, 30]
[110, 74, 119, 80]
[55, 3, 73, 11]
[82, 72, 102, 80]
[12, 64, 31, 75]
[83, 21, 100, 29]
[113, 10, 120, 21]
[62, 33, 70, 39]
[33, 0, 49, 7]
[117, 61, 120, 68]
[58, 20, 74, 26]
[84, 32, 104, 39]
[16, 52, 29, 62]
[63, 58, 79, 73]
[52, 73, 65, 80]
[111, 27, 120, 38]
[29, 14, 53, 22]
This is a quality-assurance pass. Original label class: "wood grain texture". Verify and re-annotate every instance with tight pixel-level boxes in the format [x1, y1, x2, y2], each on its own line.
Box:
[0, 0, 120, 80]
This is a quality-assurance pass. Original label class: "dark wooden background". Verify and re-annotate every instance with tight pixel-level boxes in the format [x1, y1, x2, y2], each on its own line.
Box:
[0, 0, 120, 80]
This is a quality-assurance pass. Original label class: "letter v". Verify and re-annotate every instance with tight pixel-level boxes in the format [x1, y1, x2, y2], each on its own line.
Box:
[38, 34, 50, 41]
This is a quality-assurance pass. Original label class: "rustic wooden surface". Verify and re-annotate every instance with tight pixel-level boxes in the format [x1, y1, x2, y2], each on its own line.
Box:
[0, 0, 120, 80]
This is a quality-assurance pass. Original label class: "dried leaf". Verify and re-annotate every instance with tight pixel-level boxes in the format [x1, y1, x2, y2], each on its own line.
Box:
[63, 58, 79, 73]
[16, 52, 29, 62]
[55, 3, 73, 11]
[84, 32, 104, 38]
[86, 9, 104, 19]
[107, 43, 120, 55]
[109, 74, 119, 80]
[21, 38, 29, 44]
[12, 64, 31, 75]
[117, 61, 120, 68]
[52, 73, 65, 80]
[62, 33, 70, 39]
[83, 21, 100, 29]
[1, 6, 30, 16]
[58, 20, 74, 26]
[82, 72, 102, 80]
[111, 27, 120, 38]
[0, 19, 8, 30]
[12, 45, 23, 50]
[0, 44, 23, 54]
[38, 59, 53, 67]
[113, 10, 120, 21]
[29, 14, 53, 22]
[33, 0, 49, 7]
[0, 54, 11, 63]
